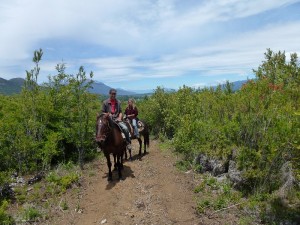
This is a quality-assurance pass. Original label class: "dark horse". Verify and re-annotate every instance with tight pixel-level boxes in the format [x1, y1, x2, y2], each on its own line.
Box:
[124, 118, 150, 160]
[96, 113, 125, 181]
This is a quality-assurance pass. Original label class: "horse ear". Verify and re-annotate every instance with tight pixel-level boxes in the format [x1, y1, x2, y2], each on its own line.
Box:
[96, 113, 101, 120]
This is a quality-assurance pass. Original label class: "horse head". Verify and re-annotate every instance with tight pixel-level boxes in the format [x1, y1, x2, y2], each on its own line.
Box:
[96, 113, 112, 146]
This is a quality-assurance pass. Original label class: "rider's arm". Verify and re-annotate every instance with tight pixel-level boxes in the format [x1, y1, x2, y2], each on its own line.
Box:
[117, 101, 123, 121]
[128, 107, 138, 119]
[101, 101, 111, 117]
[117, 112, 123, 121]
[101, 100, 107, 113]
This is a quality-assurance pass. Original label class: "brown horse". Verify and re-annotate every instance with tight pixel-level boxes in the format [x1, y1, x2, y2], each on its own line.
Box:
[96, 113, 126, 181]
[124, 119, 150, 160]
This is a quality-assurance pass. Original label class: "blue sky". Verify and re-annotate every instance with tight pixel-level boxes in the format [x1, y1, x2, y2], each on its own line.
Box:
[1, 0, 300, 91]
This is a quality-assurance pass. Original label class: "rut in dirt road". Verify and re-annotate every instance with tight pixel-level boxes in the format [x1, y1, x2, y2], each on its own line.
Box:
[55, 140, 201, 225]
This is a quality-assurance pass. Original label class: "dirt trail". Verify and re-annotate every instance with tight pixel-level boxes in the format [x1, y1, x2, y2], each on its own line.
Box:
[52, 140, 203, 225]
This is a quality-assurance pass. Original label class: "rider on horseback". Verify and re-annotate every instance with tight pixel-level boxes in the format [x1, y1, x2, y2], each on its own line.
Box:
[101, 88, 132, 150]
[125, 99, 139, 139]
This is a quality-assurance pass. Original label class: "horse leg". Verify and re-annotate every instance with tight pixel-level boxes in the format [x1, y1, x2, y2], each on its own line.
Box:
[117, 154, 123, 180]
[124, 148, 128, 160]
[143, 136, 147, 154]
[138, 138, 142, 155]
[119, 147, 124, 171]
[113, 154, 118, 171]
[105, 154, 113, 181]
[124, 142, 131, 160]
[128, 145, 132, 161]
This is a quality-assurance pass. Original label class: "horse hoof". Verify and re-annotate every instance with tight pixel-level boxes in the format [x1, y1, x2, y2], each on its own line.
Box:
[107, 177, 113, 182]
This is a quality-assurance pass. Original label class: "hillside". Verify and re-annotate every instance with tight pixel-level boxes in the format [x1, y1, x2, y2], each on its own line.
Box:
[0, 77, 25, 95]
[0, 78, 139, 96]
[0, 77, 248, 96]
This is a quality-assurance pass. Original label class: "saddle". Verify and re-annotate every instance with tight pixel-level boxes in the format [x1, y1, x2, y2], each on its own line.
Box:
[137, 120, 145, 132]
[114, 121, 130, 140]
[124, 118, 145, 137]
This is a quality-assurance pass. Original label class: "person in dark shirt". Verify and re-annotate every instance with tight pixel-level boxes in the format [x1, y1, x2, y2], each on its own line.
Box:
[101, 88, 131, 150]
[125, 99, 139, 138]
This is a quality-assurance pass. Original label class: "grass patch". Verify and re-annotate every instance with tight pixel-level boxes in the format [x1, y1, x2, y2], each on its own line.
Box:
[194, 174, 243, 215]
[175, 160, 191, 171]
[60, 199, 68, 210]
[22, 205, 42, 222]
[24, 207, 41, 220]
[0, 200, 15, 225]
[46, 163, 81, 192]
[158, 139, 173, 151]
[13, 186, 27, 204]
[7, 161, 83, 224]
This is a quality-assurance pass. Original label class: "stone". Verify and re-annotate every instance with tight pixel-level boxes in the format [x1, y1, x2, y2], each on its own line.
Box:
[227, 160, 243, 189]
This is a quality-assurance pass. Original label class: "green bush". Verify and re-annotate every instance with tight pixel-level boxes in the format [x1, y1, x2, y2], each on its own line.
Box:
[0, 200, 14, 225]
[139, 49, 300, 223]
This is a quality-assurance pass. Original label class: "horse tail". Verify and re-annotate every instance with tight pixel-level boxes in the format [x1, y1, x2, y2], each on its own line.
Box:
[144, 124, 150, 147]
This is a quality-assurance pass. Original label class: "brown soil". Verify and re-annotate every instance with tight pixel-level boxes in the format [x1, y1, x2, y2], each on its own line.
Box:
[48, 140, 240, 225]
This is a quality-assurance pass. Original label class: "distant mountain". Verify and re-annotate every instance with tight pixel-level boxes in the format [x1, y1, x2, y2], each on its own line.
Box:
[231, 80, 248, 91]
[0, 77, 249, 96]
[0, 78, 138, 96]
[210, 80, 248, 91]
[0, 77, 25, 95]
[132, 89, 155, 94]
[89, 81, 137, 96]
[132, 87, 176, 94]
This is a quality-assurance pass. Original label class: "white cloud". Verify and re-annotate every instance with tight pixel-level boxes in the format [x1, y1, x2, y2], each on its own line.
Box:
[0, 0, 300, 87]
[85, 18, 300, 84]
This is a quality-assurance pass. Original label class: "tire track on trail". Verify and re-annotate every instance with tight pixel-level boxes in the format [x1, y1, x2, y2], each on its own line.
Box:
[54, 140, 200, 225]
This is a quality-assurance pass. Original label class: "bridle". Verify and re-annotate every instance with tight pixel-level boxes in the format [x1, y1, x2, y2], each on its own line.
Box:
[97, 114, 112, 142]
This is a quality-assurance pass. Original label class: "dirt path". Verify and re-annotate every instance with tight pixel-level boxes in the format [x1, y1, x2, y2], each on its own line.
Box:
[52, 140, 202, 225]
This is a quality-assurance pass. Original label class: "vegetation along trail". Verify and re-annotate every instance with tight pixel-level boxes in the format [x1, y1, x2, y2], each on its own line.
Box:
[52, 140, 203, 225]
[2, 49, 299, 224]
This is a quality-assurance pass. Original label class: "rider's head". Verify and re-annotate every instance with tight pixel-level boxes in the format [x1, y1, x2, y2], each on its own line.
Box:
[128, 98, 134, 107]
[109, 88, 117, 99]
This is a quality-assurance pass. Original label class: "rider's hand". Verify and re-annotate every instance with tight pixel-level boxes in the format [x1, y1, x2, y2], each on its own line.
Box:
[115, 117, 122, 122]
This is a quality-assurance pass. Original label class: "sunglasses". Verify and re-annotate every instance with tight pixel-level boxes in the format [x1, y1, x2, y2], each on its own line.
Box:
[111, 93, 116, 95]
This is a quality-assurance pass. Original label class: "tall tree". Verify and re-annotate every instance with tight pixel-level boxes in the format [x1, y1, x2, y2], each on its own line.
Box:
[69, 66, 94, 169]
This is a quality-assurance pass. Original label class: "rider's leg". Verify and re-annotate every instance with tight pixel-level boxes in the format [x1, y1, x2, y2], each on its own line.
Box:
[118, 122, 132, 150]
[132, 119, 139, 138]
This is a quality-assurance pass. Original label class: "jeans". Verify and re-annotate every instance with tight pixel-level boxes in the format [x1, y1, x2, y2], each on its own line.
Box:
[118, 122, 131, 144]
[132, 119, 139, 138]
